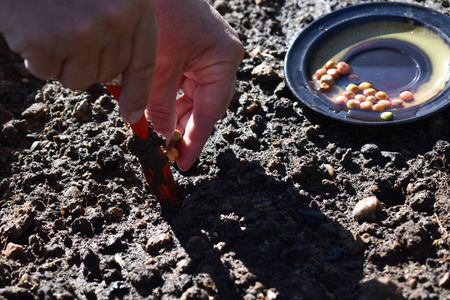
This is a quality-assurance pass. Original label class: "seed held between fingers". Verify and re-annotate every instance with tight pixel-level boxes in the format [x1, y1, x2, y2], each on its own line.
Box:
[171, 129, 182, 142]
[167, 148, 179, 162]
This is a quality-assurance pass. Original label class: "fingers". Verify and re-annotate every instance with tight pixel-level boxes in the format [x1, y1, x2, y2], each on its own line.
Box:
[119, 1, 158, 124]
[175, 78, 236, 171]
[145, 69, 179, 144]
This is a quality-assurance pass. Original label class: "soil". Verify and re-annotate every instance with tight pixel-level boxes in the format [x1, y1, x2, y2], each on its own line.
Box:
[0, 0, 449, 299]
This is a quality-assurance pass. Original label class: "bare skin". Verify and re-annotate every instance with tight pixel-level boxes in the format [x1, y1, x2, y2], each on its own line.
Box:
[0, 0, 244, 171]
[152, 0, 244, 170]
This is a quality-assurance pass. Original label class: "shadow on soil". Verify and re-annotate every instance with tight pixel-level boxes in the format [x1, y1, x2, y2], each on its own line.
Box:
[163, 152, 365, 299]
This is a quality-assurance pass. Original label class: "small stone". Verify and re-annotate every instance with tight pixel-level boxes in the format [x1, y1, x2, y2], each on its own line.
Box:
[64, 186, 80, 199]
[2, 242, 24, 259]
[145, 232, 173, 253]
[21, 102, 48, 119]
[105, 206, 125, 220]
[251, 63, 280, 83]
[353, 196, 381, 222]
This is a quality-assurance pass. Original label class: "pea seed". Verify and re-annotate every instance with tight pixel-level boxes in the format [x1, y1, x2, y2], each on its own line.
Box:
[327, 68, 340, 79]
[320, 74, 334, 86]
[335, 95, 348, 105]
[324, 60, 337, 70]
[380, 111, 393, 121]
[375, 91, 389, 100]
[337, 61, 351, 75]
[360, 101, 373, 110]
[340, 91, 355, 99]
[348, 74, 359, 82]
[315, 69, 327, 80]
[354, 94, 366, 102]
[365, 95, 377, 103]
[377, 100, 391, 108]
[318, 83, 330, 92]
[171, 129, 182, 142]
[167, 148, 180, 162]
[372, 103, 386, 111]
[346, 99, 361, 109]
[391, 98, 404, 107]
[399, 91, 414, 101]
[358, 82, 373, 90]
[346, 83, 360, 94]
[363, 88, 377, 96]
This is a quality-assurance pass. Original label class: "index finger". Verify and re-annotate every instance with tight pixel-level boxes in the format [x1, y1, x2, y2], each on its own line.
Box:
[119, 1, 158, 125]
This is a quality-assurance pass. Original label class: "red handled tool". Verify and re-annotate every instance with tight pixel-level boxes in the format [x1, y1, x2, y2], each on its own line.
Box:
[106, 84, 178, 205]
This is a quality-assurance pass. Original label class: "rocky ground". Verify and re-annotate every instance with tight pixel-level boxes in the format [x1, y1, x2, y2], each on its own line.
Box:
[0, 0, 449, 299]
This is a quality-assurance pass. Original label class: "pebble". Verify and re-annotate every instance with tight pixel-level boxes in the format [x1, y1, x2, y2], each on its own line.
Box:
[353, 196, 381, 222]
[21, 102, 48, 119]
[145, 232, 173, 253]
[251, 63, 280, 83]
[2, 242, 24, 259]
[105, 206, 125, 220]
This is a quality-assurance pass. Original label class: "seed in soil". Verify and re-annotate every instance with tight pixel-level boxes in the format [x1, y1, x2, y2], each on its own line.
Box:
[377, 100, 391, 109]
[324, 60, 337, 70]
[340, 91, 355, 99]
[335, 95, 349, 105]
[337, 61, 351, 75]
[346, 83, 360, 94]
[391, 99, 404, 107]
[365, 95, 377, 103]
[327, 68, 340, 79]
[320, 74, 334, 85]
[375, 91, 389, 100]
[358, 82, 373, 90]
[372, 103, 386, 111]
[318, 83, 330, 92]
[171, 130, 182, 142]
[364, 88, 377, 96]
[167, 148, 179, 162]
[399, 91, 414, 101]
[354, 94, 366, 102]
[360, 101, 373, 110]
[315, 69, 327, 80]
[353, 196, 381, 222]
[346, 99, 361, 109]
[380, 111, 394, 121]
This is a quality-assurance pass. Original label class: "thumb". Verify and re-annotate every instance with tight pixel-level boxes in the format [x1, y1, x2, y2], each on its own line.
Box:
[119, 9, 158, 125]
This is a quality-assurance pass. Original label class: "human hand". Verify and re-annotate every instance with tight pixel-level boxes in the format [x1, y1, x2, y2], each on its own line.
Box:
[150, 0, 244, 171]
[0, 0, 158, 124]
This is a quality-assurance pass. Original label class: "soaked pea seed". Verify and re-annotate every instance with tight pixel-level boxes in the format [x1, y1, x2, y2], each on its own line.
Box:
[380, 111, 393, 121]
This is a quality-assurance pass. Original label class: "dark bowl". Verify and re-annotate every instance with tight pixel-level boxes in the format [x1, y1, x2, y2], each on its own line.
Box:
[285, 2, 450, 125]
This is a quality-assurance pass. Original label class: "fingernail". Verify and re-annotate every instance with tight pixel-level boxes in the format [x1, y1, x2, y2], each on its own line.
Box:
[123, 109, 144, 125]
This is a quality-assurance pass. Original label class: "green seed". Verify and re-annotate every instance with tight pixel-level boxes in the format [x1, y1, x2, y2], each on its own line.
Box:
[380, 111, 393, 121]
